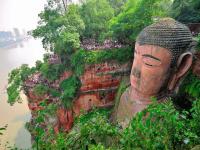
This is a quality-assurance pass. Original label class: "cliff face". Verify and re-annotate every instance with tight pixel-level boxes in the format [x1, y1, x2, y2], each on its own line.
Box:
[24, 58, 131, 133]
[74, 62, 130, 115]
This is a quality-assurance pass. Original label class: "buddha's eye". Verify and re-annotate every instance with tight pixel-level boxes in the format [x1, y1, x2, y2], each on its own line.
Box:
[142, 54, 161, 67]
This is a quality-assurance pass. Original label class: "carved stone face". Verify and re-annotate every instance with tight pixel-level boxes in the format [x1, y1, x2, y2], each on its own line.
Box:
[114, 18, 194, 128]
[130, 43, 171, 97]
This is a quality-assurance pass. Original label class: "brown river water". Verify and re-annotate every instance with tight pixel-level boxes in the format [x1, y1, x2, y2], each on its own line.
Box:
[0, 0, 46, 149]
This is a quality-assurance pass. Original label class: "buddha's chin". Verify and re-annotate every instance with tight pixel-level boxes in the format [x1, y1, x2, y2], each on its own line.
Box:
[130, 86, 157, 102]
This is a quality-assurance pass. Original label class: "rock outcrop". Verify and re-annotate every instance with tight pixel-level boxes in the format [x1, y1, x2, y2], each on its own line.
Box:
[24, 54, 131, 133]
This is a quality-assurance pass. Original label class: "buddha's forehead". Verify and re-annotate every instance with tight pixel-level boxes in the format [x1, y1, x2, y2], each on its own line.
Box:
[135, 42, 172, 61]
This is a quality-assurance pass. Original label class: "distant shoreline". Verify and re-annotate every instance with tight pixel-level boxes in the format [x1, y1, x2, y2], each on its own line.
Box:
[0, 36, 31, 50]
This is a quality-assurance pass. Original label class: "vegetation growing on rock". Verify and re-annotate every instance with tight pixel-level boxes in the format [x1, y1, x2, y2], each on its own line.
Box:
[6, 0, 200, 149]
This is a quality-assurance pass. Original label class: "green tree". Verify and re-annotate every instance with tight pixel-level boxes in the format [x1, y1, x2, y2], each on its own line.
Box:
[80, 0, 114, 42]
[54, 4, 85, 56]
[7, 64, 36, 105]
[32, 4, 62, 51]
[170, 0, 200, 23]
[32, 3, 84, 58]
[110, 0, 171, 44]
[108, 0, 127, 15]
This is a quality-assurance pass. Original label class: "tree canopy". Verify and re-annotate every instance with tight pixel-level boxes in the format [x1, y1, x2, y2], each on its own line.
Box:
[80, 0, 114, 42]
[109, 0, 171, 44]
[170, 0, 200, 23]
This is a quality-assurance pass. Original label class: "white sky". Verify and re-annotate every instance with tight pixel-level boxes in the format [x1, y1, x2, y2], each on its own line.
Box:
[0, 0, 47, 31]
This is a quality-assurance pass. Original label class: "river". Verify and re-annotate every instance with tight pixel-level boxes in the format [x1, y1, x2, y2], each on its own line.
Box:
[0, 0, 46, 149]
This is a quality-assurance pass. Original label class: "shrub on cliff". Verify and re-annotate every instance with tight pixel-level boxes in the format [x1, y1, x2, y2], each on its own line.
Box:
[60, 76, 81, 108]
[71, 47, 132, 76]
[7, 64, 36, 105]
[64, 109, 121, 149]
[39, 62, 65, 81]
[197, 34, 200, 49]
[67, 100, 200, 149]
[32, 84, 49, 97]
[30, 99, 200, 149]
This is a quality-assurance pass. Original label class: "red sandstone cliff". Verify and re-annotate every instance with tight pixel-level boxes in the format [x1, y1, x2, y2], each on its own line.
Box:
[24, 57, 131, 133]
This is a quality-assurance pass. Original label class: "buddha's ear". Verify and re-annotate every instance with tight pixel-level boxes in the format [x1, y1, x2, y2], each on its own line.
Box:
[168, 52, 193, 91]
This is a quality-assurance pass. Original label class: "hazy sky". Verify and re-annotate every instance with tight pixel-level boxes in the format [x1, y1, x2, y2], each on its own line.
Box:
[0, 0, 47, 31]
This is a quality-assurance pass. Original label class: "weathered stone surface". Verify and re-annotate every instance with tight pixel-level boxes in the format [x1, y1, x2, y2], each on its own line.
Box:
[54, 108, 74, 133]
[74, 62, 130, 115]
[80, 62, 126, 92]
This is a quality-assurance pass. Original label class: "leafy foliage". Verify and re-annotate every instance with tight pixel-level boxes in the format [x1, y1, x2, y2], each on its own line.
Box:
[112, 79, 129, 116]
[28, 100, 200, 149]
[54, 4, 85, 55]
[108, 0, 127, 16]
[64, 109, 121, 149]
[60, 75, 81, 108]
[179, 72, 200, 100]
[121, 101, 187, 149]
[30, 109, 121, 149]
[49, 88, 61, 98]
[39, 62, 65, 81]
[32, 5, 61, 51]
[32, 3, 84, 56]
[170, 0, 200, 23]
[25, 101, 58, 148]
[110, 0, 171, 43]
[7, 64, 36, 105]
[197, 35, 200, 49]
[190, 100, 200, 145]
[80, 0, 114, 42]
[35, 60, 43, 70]
[32, 84, 49, 97]
[71, 47, 133, 76]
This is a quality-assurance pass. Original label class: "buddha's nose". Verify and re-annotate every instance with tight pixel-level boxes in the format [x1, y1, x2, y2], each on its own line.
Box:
[131, 67, 141, 79]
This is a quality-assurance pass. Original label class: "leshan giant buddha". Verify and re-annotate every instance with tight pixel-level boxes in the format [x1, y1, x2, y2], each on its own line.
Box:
[115, 18, 193, 128]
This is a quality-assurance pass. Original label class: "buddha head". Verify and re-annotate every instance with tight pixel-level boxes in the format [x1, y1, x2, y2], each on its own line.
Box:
[114, 18, 194, 127]
[131, 18, 193, 100]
